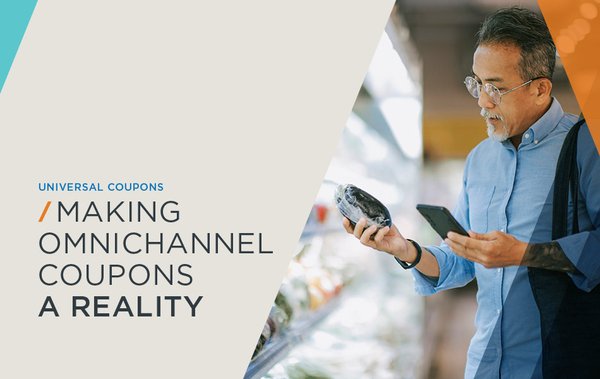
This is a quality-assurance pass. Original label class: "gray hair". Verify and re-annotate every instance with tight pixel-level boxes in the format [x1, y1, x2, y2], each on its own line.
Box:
[477, 7, 556, 81]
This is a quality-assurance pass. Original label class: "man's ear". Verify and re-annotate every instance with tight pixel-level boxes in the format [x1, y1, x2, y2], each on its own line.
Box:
[534, 78, 552, 105]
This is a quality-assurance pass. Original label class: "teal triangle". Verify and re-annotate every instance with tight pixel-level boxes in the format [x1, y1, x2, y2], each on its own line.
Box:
[0, 0, 37, 93]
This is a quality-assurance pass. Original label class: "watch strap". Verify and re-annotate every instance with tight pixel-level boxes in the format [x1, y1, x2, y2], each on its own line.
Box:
[395, 239, 422, 269]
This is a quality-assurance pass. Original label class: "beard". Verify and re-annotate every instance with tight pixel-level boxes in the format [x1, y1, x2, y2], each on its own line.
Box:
[480, 108, 509, 142]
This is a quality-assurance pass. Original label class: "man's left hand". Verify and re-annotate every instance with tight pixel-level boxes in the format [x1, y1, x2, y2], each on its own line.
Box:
[445, 230, 527, 268]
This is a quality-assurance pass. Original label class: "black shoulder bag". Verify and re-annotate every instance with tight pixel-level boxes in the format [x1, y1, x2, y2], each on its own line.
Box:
[528, 118, 600, 378]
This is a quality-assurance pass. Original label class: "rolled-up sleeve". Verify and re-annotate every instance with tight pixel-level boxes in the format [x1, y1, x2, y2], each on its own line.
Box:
[413, 243, 475, 295]
[559, 231, 600, 292]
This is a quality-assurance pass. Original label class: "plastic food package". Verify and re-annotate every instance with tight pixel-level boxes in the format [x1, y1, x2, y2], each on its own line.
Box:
[273, 292, 293, 326]
[334, 184, 392, 229]
[252, 320, 273, 359]
[278, 266, 311, 320]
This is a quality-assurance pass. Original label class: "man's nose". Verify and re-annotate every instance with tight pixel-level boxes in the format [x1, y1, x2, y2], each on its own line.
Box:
[477, 90, 495, 109]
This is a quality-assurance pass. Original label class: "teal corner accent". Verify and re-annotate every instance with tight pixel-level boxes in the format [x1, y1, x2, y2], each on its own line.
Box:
[0, 0, 38, 93]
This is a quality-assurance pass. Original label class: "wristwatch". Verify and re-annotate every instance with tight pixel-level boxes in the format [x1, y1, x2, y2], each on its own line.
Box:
[395, 239, 422, 269]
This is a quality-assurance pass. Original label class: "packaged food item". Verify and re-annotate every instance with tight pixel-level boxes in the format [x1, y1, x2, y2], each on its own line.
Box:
[252, 321, 273, 359]
[284, 358, 333, 379]
[273, 293, 293, 327]
[306, 268, 337, 310]
[334, 184, 392, 229]
[278, 264, 311, 319]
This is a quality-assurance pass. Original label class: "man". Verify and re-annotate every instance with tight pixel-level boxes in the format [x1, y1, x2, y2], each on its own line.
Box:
[344, 7, 600, 379]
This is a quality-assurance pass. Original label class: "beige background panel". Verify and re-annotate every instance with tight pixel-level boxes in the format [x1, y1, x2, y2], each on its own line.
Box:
[0, 0, 394, 378]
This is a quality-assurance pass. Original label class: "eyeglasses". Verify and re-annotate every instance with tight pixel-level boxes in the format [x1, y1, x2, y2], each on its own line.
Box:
[464, 76, 544, 105]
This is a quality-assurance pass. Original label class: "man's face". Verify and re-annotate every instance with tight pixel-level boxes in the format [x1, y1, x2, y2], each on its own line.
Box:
[472, 43, 539, 142]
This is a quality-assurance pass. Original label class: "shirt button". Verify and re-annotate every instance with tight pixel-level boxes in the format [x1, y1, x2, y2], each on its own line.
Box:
[497, 268, 501, 273]
[524, 133, 530, 139]
[534, 140, 539, 144]
[497, 309, 501, 315]
[500, 228, 505, 232]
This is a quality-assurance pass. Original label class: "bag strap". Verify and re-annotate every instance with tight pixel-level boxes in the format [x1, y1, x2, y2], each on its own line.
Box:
[552, 118, 585, 239]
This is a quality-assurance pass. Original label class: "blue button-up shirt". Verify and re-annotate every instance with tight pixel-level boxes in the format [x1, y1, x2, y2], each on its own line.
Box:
[412, 98, 600, 378]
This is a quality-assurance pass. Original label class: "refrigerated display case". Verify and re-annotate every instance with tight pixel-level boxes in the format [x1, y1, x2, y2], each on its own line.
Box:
[245, 14, 424, 379]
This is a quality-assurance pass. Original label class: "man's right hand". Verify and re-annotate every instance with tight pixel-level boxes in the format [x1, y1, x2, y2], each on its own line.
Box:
[342, 217, 417, 263]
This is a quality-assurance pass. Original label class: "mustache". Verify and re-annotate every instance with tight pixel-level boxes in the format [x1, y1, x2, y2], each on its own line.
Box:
[480, 108, 503, 120]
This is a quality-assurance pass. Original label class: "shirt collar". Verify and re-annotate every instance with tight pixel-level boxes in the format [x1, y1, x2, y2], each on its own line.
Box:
[502, 97, 565, 149]
[517, 97, 564, 147]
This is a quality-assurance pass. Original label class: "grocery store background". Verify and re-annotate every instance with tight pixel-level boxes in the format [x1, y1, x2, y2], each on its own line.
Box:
[247, 0, 582, 378]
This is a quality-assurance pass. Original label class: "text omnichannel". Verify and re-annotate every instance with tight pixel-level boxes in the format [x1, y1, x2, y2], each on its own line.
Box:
[36, 199, 273, 318]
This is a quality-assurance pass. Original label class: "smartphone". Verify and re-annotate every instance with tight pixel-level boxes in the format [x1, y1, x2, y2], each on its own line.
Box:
[416, 204, 468, 238]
